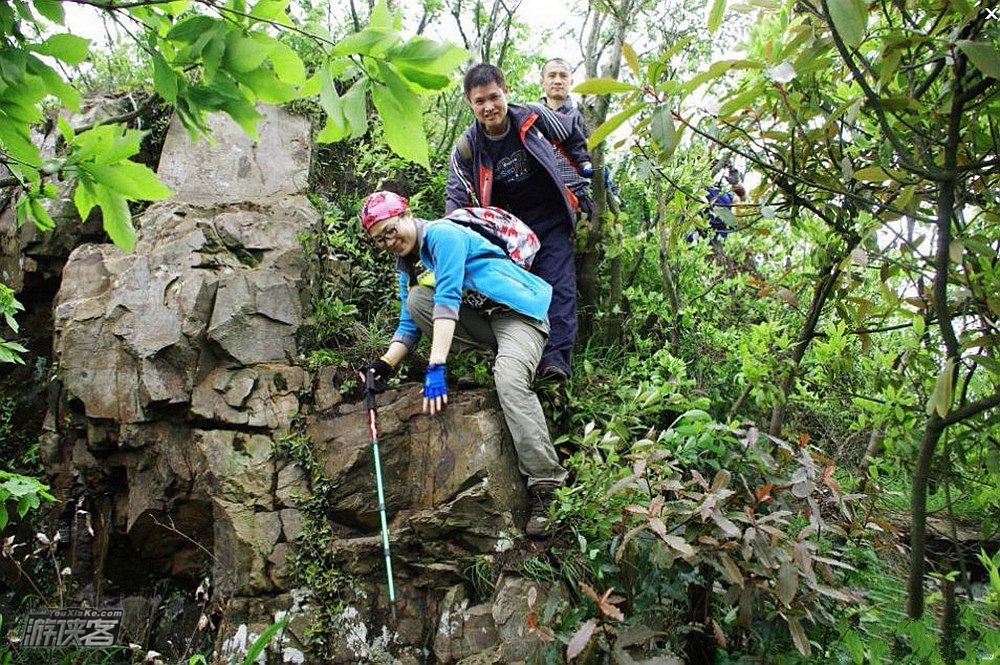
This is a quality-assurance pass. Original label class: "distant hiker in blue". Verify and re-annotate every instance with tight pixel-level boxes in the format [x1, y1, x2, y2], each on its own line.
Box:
[690, 158, 747, 245]
[357, 190, 567, 539]
[446, 63, 593, 384]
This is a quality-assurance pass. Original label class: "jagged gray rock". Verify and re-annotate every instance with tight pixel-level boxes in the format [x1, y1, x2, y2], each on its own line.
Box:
[33, 103, 566, 664]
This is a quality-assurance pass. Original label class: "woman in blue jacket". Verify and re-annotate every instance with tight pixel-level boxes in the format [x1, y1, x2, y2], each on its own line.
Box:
[358, 190, 567, 539]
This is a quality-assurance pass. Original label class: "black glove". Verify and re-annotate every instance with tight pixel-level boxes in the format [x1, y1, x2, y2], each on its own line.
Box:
[359, 358, 394, 394]
[577, 195, 595, 222]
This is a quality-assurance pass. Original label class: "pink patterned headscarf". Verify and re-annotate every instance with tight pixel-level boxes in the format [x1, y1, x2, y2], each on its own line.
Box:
[359, 191, 409, 232]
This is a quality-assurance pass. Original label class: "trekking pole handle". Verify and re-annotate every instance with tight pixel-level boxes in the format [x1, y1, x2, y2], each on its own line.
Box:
[364, 368, 378, 410]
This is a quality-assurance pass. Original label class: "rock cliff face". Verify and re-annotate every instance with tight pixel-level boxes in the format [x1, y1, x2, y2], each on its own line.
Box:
[15, 105, 554, 663]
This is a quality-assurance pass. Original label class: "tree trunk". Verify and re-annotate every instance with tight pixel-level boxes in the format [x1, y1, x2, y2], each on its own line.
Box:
[907, 414, 945, 618]
[767, 262, 844, 437]
[575, 0, 632, 339]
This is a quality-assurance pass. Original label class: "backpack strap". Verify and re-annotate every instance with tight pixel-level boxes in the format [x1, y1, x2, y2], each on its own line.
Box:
[456, 133, 472, 161]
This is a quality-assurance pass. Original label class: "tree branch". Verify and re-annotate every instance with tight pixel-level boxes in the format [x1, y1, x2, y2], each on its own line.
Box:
[818, 0, 939, 181]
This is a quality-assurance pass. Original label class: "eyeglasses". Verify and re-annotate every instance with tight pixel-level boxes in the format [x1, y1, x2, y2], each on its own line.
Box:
[369, 223, 399, 249]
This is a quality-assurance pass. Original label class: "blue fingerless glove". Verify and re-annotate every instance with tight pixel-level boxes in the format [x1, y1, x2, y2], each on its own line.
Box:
[423, 364, 447, 400]
[580, 162, 594, 178]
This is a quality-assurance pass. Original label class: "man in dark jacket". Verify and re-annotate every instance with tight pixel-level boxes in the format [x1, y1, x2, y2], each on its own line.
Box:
[445, 63, 592, 382]
[541, 57, 620, 203]
[540, 58, 589, 138]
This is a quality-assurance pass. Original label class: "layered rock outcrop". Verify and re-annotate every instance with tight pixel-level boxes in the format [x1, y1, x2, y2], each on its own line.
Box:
[24, 105, 554, 663]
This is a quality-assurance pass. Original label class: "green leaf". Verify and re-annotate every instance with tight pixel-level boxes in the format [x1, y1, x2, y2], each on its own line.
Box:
[0, 121, 41, 167]
[393, 65, 451, 92]
[243, 617, 289, 664]
[826, 0, 867, 49]
[927, 358, 954, 417]
[718, 83, 766, 117]
[93, 186, 137, 251]
[661, 534, 695, 556]
[707, 0, 727, 34]
[32, 33, 90, 64]
[317, 115, 348, 143]
[220, 95, 263, 139]
[878, 47, 903, 86]
[0, 95, 45, 124]
[270, 40, 305, 84]
[371, 62, 428, 167]
[650, 104, 678, 159]
[28, 56, 81, 109]
[0, 341, 28, 364]
[956, 41, 1000, 80]
[153, 52, 178, 102]
[201, 32, 227, 82]
[589, 101, 645, 149]
[964, 237, 997, 259]
[32, 0, 64, 23]
[159, 0, 192, 14]
[717, 554, 744, 586]
[970, 355, 1000, 377]
[0, 49, 28, 85]
[224, 32, 276, 73]
[249, 0, 289, 22]
[677, 59, 761, 96]
[853, 166, 891, 181]
[342, 79, 369, 139]
[167, 15, 219, 42]
[386, 38, 467, 92]
[232, 67, 298, 103]
[623, 42, 640, 78]
[387, 37, 467, 74]
[74, 180, 97, 221]
[316, 66, 347, 142]
[331, 28, 397, 57]
[71, 124, 144, 165]
[29, 197, 55, 230]
[368, 0, 393, 29]
[84, 161, 173, 201]
[573, 77, 640, 95]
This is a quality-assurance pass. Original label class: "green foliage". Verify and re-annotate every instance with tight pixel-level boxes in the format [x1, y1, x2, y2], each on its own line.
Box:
[821, 551, 1000, 664]
[0, 285, 27, 364]
[56, 120, 173, 250]
[300, 0, 467, 166]
[277, 430, 364, 658]
[300, 193, 397, 372]
[1, 0, 466, 255]
[242, 616, 290, 664]
[542, 402, 869, 661]
[581, 0, 999, 631]
[0, 469, 54, 530]
[979, 548, 1000, 614]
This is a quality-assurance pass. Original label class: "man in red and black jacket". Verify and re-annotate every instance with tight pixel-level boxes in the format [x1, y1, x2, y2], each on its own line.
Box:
[445, 63, 593, 383]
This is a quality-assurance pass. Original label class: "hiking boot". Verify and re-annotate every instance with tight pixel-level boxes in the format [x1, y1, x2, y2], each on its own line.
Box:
[537, 365, 569, 384]
[525, 484, 559, 540]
